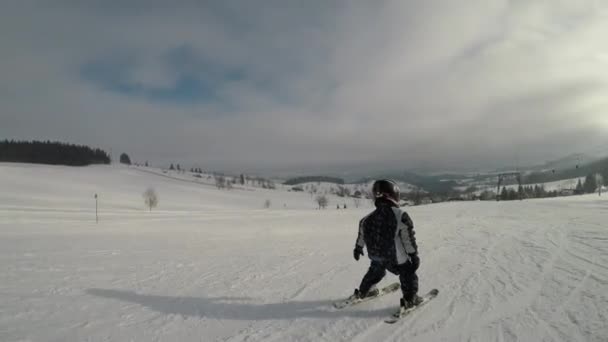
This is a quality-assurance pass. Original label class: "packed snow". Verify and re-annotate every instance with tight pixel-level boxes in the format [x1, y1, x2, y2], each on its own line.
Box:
[1, 163, 606, 342]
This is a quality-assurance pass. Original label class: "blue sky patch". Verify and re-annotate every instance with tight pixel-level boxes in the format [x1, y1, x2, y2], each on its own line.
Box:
[79, 49, 237, 105]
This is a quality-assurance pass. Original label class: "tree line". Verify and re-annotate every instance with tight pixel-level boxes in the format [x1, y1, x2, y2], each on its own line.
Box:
[498, 173, 603, 201]
[0, 140, 110, 166]
[498, 185, 557, 201]
[575, 173, 603, 195]
[283, 176, 345, 185]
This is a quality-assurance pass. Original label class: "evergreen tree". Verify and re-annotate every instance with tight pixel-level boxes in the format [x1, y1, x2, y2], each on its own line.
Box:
[518, 185, 524, 199]
[507, 188, 518, 201]
[526, 186, 534, 198]
[583, 174, 597, 194]
[500, 187, 508, 201]
[119, 153, 131, 165]
[534, 185, 542, 198]
[539, 185, 547, 198]
[575, 179, 584, 195]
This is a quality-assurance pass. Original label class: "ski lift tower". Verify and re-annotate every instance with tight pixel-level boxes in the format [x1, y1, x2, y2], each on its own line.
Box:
[496, 172, 523, 201]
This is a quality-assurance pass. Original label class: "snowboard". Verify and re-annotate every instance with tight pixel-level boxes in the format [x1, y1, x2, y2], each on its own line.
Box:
[333, 282, 400, 309]
[384, 288, 439, 324]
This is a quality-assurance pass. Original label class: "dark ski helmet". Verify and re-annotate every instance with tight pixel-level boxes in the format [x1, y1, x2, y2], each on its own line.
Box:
[372, 179, 400, 204]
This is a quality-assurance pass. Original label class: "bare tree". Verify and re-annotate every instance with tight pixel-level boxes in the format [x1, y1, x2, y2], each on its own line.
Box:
[596, 173, 604, 196]
[143, 188, 159, 211]
[215, 175, 226, 189]
[315, 195, 329, 209]
[336, 185, 350, 197]
[308, 185, 317, 198]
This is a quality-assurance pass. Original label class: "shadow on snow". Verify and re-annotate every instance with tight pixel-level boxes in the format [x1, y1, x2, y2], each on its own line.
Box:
[86, 288, 393, 320]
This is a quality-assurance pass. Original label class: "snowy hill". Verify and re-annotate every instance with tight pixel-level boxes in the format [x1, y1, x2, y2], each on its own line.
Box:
[0, 163, 363, 212]
[291, 180, 416, 198]
[1, 163, 606, 341]
[460, 177, 586, 195]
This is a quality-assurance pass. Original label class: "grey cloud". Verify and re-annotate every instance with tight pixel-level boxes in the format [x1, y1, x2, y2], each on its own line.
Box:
[1, 0, 608, 173]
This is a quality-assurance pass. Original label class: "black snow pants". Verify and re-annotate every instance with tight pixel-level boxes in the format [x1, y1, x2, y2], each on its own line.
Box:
[359, 254, 419, 301]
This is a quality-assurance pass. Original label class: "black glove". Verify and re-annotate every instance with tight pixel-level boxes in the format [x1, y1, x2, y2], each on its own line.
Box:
[353, 246, 364, 261]
[408, 253, 420, 270]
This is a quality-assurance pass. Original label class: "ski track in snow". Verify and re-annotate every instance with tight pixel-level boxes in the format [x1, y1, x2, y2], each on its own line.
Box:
[0, 164, 607, 341]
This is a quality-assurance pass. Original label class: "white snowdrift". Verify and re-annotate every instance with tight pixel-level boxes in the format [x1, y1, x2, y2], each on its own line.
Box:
[0, 163, 606, 341]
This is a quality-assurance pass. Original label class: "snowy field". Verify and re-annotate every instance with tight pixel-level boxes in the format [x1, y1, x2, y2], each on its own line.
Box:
[1, 163, 607, 342]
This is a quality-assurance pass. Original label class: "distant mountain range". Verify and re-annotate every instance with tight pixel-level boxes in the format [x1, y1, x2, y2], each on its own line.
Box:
[280, 152, 608, 194]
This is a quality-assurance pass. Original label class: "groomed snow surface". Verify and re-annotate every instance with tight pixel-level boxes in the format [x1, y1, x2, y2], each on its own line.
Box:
[1, 163, 607, 342]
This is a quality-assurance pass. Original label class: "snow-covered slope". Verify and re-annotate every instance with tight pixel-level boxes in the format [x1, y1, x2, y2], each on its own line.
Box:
[1, 163, 606, 341]
[0, 163, 363, 212]
[292, 180, 417, 196]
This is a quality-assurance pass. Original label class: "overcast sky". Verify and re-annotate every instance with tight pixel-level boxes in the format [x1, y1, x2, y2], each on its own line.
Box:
[1, 0, 608, 173]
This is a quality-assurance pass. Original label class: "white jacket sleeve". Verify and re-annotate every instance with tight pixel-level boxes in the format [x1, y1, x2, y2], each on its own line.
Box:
[392, 208, 418, 264]
[355, 216, 367, 248]
[398, 211, 417, 255]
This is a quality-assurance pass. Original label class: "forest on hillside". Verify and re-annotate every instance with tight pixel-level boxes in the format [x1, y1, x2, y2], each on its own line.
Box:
[0, 140, 110, 166]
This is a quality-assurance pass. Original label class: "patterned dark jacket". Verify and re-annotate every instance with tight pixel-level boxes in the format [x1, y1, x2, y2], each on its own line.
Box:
[355, 199, 418, 265]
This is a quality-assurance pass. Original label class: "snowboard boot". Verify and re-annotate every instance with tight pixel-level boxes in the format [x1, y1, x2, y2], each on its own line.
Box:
[354, 286, 380, 299]
[400, 294, 423, 310]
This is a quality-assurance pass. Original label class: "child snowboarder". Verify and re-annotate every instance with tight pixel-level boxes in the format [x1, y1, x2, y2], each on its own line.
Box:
[352, 179, 423, 309]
